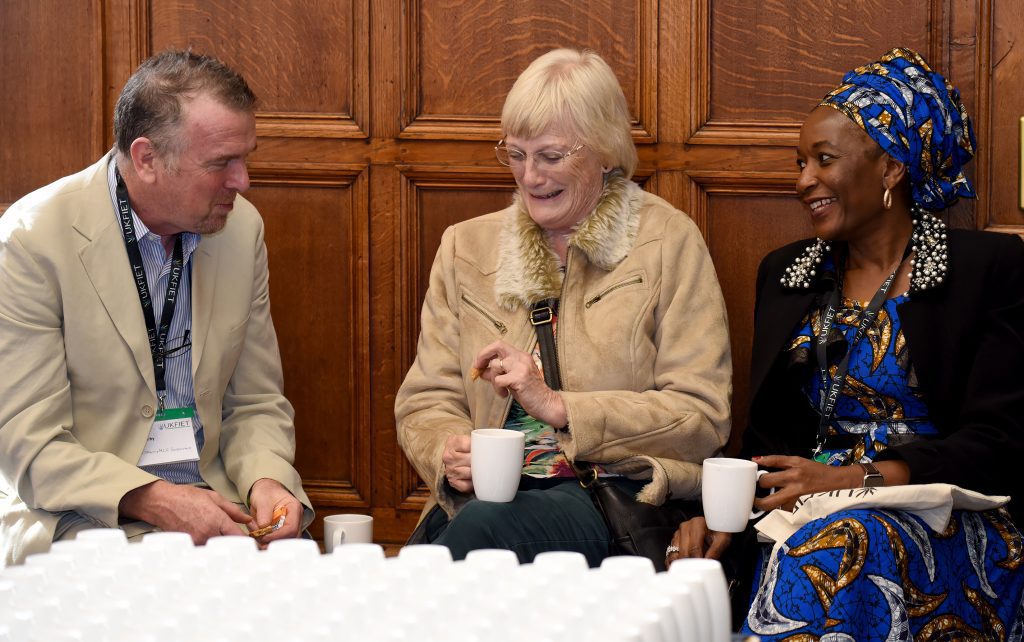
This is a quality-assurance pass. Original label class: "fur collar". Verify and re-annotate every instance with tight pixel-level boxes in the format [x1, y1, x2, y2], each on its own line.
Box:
[494, 173, 642, 311]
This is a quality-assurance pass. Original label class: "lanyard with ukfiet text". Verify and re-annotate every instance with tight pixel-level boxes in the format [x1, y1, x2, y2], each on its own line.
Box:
[812, 244, 909, 458]
[114, 168, 184, 410]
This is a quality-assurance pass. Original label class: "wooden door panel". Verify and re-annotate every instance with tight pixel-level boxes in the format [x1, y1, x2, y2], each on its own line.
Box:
[247, 168, 372, 509]
[404, 0, 656, 139]
[708, 1, 931, 125]
[395, 172, 516, 506]
[705, 191, 813, 450]
[411, 181, 516, 307]
[149, 0, 368, 137]
[987, 0, 1024, 231]
[0, 0, 104, 204]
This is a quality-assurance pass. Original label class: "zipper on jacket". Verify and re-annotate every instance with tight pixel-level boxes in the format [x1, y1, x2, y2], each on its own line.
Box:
[461, 294, 508, 335]
[584, 275, 644, 308]
[555, 251, 572, 383]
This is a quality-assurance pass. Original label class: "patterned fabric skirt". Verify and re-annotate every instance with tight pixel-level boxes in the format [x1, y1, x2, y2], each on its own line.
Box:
[741, 508, 1024, 641]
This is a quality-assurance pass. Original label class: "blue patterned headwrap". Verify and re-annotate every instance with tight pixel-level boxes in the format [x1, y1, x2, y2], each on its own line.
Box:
[819, 47, 976, 210]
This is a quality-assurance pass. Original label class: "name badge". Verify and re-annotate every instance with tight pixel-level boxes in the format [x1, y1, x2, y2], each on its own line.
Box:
[138, 407, 200, 467]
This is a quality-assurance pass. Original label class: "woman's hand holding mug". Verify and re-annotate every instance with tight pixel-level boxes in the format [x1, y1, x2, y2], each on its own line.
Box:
[442, 434, 473, 493]
[701, 457, 776, 533]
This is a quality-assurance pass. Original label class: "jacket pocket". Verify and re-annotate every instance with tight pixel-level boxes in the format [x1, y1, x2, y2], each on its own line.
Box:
[460, 293, 508, 335]
[584, 274, 646, 309]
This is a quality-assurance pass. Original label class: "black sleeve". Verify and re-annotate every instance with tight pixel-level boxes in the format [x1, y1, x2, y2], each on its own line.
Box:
[876, 234, 1024, 501]
[740, 247, 820, 459]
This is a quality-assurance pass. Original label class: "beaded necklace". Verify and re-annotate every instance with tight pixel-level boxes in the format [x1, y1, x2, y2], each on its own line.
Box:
[780, 206, 948, 295]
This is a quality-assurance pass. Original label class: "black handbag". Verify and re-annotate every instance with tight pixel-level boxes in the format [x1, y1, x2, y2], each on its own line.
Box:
[584, 471, 698, 571]
[531, 300, 695, 571]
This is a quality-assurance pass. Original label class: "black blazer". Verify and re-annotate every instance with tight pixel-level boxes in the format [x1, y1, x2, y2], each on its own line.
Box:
[743, 228, 1024, 519]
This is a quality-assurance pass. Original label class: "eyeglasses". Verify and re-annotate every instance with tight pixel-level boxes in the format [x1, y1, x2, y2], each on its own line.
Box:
[495, 139, 586, 170]
[161, 330, 192, 360]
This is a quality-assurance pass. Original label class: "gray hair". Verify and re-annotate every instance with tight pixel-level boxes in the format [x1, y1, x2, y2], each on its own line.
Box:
[114, 50, 256, 162]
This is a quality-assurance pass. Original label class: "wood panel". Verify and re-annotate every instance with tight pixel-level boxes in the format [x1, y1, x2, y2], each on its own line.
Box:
[704, 190, 813, 451]
[404, 171, 516, 315]
[985, 0, 1024, 231]
[403, 0, 657, 140]
[708, 1, 932, 124]
[0, 0, 104, 205]
[247, 166, 372, 509]
[148, 0, 369, 138]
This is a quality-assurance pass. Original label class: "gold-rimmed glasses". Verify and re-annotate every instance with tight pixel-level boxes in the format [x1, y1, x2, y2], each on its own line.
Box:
[495, 139, 586, 170]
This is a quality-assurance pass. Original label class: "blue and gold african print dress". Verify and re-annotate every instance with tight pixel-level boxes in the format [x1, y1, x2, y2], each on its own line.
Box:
[742, 290, 1024, 641]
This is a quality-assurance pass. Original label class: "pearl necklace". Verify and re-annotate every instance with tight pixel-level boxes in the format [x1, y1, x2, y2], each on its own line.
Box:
[780, 239, 831, 289]
[907, 206, 948, 292]
[780, 206, 948, 294]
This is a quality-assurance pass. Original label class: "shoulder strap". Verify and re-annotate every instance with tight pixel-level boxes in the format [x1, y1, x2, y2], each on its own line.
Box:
[530, 299, 561, 390]
[530, 299, 597, 487]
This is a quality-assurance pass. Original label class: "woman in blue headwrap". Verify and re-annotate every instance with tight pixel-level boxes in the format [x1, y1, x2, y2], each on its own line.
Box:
[668, 48, 1024, 638]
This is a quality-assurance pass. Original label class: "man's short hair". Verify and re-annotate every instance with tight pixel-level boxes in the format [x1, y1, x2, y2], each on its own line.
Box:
[114, 50, 256, 161]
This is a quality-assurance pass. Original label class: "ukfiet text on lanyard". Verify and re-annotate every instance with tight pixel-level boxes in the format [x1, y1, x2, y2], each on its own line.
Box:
[115, 168, 183, 411]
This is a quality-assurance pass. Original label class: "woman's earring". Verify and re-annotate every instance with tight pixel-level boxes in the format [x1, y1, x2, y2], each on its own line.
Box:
[883, 186, 893, 210]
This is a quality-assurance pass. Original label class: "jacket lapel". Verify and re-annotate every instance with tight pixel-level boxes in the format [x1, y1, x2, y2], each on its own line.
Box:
[749, 286, 818, 401]
[73, 159, 155, 390]
[189, 240, 218, 381]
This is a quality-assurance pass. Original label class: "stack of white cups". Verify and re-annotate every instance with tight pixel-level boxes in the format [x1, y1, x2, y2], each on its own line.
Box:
[0, 531, 750, 641]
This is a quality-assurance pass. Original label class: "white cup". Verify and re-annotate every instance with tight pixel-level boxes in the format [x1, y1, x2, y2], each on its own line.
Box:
[668, 558, 732, 642]
[74, 528, 128, 548]
[324, 514, 373, 553]
[701, 457, 773, 533]
[470, 428, 524, 502]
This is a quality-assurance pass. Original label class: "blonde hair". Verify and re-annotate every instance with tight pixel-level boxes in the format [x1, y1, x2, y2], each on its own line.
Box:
[501, 49, 638, 179]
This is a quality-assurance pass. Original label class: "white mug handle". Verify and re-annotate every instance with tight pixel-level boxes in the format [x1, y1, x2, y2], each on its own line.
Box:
[332, 527, 346, 549]
[749, 469, 775, 519]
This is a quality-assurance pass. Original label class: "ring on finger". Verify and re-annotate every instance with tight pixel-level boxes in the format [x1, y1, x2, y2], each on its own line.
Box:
[665, 544, 680, 556]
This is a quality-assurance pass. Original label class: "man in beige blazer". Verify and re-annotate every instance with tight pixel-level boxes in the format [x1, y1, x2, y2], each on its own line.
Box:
[0, 51, 312, 565]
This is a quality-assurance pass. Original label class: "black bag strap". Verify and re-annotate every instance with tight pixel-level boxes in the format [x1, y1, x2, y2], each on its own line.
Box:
[530, 299, 561, 390]
[529, 299, 599, 488]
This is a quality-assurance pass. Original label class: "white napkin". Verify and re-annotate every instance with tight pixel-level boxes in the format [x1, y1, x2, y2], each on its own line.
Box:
[754, 483, 1010, 544]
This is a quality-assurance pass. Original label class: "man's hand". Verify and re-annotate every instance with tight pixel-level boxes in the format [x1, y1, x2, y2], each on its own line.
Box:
[247, 478, 303, 544]
[119, 480, 252, 545]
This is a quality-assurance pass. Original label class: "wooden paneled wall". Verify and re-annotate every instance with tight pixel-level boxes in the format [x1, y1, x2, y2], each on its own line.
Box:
[2, 0, 1022, 548]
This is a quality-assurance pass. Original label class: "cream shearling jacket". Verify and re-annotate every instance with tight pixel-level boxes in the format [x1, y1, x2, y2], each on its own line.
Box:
[395, 175, 732, 518]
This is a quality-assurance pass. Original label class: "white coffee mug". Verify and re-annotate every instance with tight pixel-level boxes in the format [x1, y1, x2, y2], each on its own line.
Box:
[701, 457, 773, 533]
[470, 428, 525, 502]
[324, 514, 373, 553]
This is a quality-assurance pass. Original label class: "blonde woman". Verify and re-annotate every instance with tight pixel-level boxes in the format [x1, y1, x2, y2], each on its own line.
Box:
[396, 49, 732, 566]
